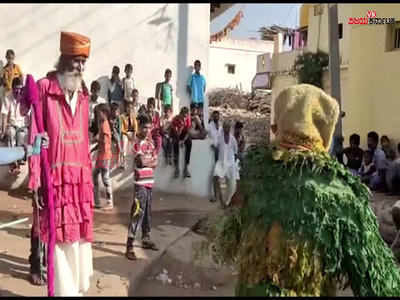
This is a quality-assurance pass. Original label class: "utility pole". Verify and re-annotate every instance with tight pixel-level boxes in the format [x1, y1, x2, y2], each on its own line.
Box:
[328, 3, 342, 138]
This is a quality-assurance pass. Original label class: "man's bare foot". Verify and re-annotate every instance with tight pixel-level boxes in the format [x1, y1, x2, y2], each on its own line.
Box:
[30, 273, 45, 286]
[142, 237, 159, 251]
[183, 168, 191, 178]
[125, 248, 137, 260]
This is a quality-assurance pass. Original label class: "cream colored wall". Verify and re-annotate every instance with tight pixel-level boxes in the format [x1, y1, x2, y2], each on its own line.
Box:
[0, 3, 210, 115]
[346, 4, 400, 148]
[307, 4, 352, 65]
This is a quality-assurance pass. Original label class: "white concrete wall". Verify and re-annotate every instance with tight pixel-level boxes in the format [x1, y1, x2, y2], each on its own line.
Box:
[0, 3, 214, 198]
[0, 3, 209, 115]
[208, 38, 274, 92]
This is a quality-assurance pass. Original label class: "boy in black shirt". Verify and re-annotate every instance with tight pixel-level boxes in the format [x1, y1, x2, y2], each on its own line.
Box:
[343, 133, 364, 176]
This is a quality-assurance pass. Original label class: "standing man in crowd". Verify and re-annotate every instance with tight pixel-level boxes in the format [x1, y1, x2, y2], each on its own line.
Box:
[155, 68, 173, 113]
[1, 49, 23, 96]
[107, 66, 124, 106]
[213, 120, 239, 208]
[187, 60, 206, 122]
[28, 31, 94, 296]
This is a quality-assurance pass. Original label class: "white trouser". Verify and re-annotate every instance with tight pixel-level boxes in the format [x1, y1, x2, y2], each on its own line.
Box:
[54, 240, 93, 296]
[214, 161, 238, 206]
[122, 134, 131, 156]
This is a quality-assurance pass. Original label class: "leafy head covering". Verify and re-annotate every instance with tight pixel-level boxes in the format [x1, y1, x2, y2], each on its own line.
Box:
[273, 84, 339, 152]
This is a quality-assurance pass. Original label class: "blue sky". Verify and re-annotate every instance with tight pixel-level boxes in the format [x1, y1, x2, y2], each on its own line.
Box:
[210, 3, 303, 40]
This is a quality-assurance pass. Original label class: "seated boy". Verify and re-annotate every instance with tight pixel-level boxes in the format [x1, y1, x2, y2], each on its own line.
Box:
[126, 114, 158, 260]
[386, 143, 400, 195]
[342, 133, 364, 176]
[189, 103, 207, 140]
[170, 106, 192, 178]
[367, 131, 388, 191]
[359, 150, 377, 186]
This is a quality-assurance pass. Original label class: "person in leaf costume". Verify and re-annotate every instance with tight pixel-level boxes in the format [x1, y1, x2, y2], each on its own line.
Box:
[207, 84, 400, 297]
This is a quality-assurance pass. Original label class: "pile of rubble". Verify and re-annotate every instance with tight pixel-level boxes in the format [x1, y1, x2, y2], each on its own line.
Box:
[208, 88, 271, 115]
[207, 88, 271, 146]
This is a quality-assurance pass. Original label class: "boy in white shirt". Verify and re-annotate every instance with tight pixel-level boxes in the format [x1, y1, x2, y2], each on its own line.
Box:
[1, 77, 29, 174]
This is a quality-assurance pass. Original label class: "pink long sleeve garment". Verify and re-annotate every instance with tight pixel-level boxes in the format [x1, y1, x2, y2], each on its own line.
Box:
[294, 31, 300, 50]
[28, 72, 94, 244]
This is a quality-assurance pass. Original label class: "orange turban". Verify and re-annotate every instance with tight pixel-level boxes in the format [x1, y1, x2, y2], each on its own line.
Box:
[60, 31, 91, 58]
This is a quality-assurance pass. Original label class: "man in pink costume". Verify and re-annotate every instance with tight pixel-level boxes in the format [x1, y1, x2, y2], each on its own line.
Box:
[28, 31, 94, 296]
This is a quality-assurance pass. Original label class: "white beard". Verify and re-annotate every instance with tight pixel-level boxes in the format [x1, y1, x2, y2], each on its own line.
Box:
[58, 71, 82, 92]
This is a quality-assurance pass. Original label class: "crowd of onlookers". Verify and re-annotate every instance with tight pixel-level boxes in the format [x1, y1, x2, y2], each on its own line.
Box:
[0, 49, 246, 211]
[334, 131, 400, 195]
[0, 48, 247, 266]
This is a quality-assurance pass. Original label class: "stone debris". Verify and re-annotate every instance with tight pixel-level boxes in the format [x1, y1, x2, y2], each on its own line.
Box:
[208, 88, 271, 114]
[194, 282, 201, 289]
[208, 88, 271, 147]
[211, 285, 217, 291]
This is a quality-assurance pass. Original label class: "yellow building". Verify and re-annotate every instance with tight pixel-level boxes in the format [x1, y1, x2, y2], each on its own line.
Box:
[346, 4, 400, 148]
[271, 4, 400, 148]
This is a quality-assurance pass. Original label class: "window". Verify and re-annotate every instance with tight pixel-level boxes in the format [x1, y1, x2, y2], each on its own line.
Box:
[395, 26, 400, 49]
[386, 21, 400, 51]
[338, 23, 343, 39]
[227, 64, 235, 74]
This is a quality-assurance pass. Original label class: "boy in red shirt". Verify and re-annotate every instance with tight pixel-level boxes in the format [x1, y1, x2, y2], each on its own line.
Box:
[170, 106, 192, 178]
[126, 114, 158, 260]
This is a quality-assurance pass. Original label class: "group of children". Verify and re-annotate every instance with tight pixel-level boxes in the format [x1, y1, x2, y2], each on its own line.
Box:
[0, 49, 245, 265]
[340, 131, 400, 194]
[88, 59, 212, 259]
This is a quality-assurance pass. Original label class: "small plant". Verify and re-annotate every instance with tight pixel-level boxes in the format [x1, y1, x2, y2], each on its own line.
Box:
[294, 51, 329, 88]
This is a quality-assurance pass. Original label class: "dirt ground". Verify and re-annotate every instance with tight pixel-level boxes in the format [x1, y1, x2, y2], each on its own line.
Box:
[133, 231, 236, 297]
[0, 186, 398, 297]
[0, 188, 218, 297]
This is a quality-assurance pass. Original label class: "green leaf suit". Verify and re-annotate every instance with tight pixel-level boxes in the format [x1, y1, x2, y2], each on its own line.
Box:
[207, 84, 400, 297]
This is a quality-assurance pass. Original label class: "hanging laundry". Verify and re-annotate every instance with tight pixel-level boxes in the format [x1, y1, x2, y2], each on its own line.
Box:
[294, 31, 300, 49]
